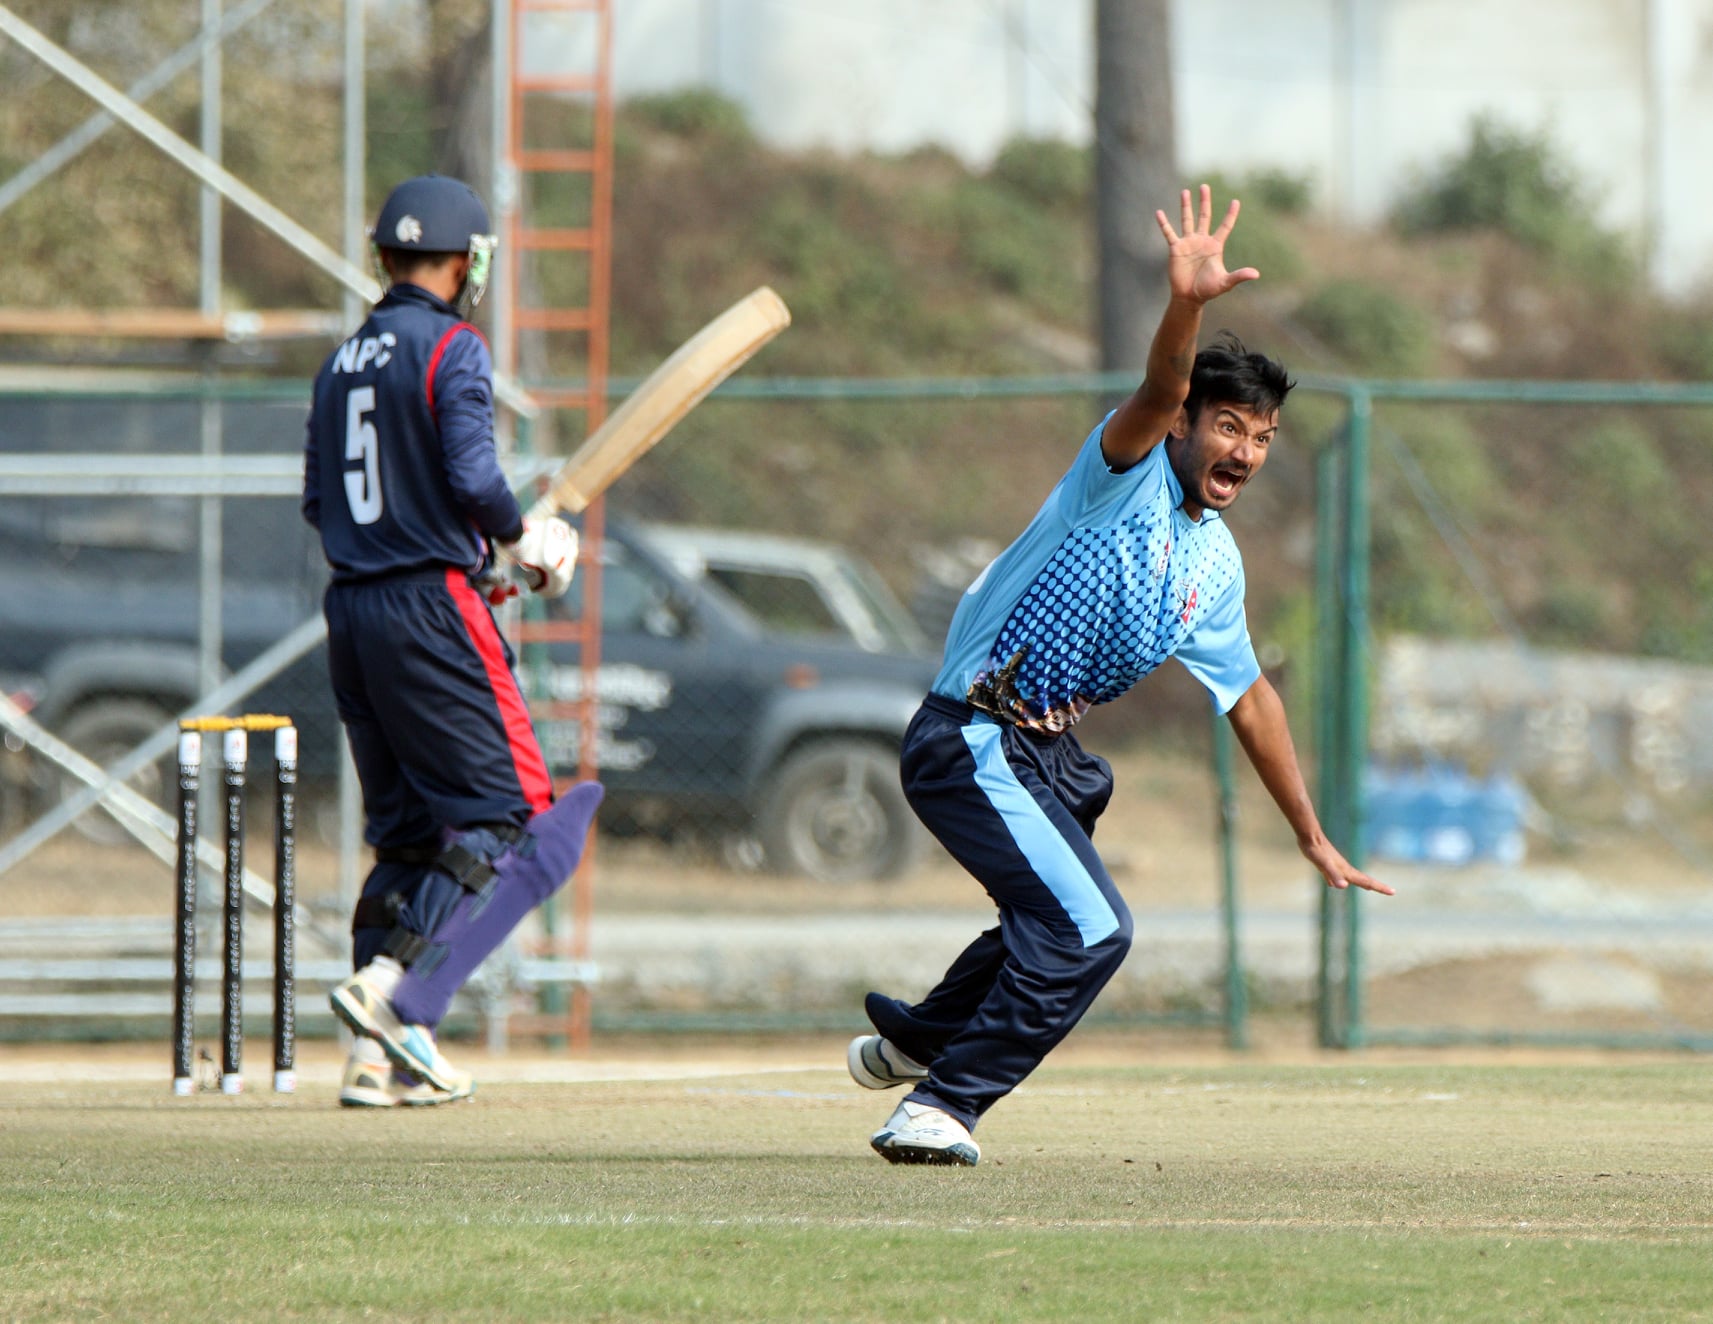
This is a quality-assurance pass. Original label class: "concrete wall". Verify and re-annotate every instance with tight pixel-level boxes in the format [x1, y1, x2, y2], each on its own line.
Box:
[520, 0, 1713, 295]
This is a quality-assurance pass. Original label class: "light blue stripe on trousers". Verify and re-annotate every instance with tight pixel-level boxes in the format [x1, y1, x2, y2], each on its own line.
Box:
[959, 721, 1120, 946]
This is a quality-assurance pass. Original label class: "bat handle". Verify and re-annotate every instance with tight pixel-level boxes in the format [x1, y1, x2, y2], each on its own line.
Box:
[524, 494, 566, 523]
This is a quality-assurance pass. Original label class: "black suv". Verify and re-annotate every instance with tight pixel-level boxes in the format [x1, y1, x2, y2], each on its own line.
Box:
[532, 522, 936, 880]
[0, 406, 935, 881]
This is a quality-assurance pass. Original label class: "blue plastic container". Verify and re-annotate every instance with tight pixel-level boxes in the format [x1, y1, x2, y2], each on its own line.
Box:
[1363, 762, 1526, 866]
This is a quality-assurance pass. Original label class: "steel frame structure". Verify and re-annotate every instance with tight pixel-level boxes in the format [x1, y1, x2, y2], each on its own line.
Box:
[0, 0, 609, 1049]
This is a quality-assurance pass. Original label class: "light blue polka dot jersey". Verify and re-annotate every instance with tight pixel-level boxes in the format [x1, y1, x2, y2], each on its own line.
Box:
[932, 413, 1260, 732]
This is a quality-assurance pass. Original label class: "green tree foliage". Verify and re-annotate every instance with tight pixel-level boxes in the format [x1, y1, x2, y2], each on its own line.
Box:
[624, 89, 757, 149]
[987, 138, 1090, 212]
[1393, 116, 1636, 285]
[1295, 280, 1434, 376]
[1566, 418, 1672, 511]
[1654, 307, 1713, 381]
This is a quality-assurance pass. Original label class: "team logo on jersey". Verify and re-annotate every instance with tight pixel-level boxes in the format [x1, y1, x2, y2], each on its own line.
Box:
[1152, 536, 1172, 580]
[1178, 584, 1198, 624]
[394, 215, 424, 244]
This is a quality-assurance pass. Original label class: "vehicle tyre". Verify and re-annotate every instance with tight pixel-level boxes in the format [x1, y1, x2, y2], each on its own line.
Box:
[757, 739, 926, 883]
[51, 697, 178, 847]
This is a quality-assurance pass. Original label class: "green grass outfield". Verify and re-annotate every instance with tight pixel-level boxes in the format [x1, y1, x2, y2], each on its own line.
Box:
[2, 1040, 1710, 1322]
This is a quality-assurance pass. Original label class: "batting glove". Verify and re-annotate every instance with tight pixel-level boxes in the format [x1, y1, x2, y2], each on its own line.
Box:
[502, 517, 578, 598]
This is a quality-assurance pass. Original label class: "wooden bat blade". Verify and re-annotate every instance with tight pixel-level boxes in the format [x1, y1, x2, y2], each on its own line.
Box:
[527, 285, 791, 519]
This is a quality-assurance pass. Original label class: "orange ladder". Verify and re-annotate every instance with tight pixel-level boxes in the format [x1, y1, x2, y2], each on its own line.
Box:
[503, 0, 613, 1050]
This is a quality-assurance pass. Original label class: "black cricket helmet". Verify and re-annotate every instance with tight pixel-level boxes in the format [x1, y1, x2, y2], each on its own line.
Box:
[369, 173, 498, 311]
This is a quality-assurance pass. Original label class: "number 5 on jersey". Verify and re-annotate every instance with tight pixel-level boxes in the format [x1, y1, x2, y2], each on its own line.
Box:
[344, 386, 383, 525]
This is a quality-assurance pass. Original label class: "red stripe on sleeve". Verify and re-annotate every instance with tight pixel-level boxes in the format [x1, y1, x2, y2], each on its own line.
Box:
[424, 322, 475, 417]
[446, 568, 555, 813]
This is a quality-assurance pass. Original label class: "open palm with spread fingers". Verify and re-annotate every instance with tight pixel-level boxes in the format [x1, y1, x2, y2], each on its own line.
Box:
[1156, 184, 1260, 306]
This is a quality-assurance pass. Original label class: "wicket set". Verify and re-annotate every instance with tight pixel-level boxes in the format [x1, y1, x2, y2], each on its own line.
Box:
[171, 715, 297, 1096]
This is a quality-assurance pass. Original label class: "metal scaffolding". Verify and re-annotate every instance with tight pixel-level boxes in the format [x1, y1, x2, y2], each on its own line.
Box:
[0, 0, 610, 1050]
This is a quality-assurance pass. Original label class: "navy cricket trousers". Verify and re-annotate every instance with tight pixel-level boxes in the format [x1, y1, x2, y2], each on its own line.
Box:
[325, 569, 555, 974]
[324, 568, 553, 845]
[893, 693, 1133, 1131]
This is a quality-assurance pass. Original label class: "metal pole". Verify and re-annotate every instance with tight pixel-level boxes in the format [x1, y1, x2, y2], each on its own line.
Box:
[1339, 388, 1374, 1048]
[199, 0, 225, 708]
[200, 0, 222, 315]
[1313, 437, 1345, 1048]
[343, 0, 366, 329]
[197, 398, 224, 701]
[490, 0, 516, 447]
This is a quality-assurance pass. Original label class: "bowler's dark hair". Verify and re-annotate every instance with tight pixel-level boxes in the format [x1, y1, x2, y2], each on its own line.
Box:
[1185, 332, 1294, 422]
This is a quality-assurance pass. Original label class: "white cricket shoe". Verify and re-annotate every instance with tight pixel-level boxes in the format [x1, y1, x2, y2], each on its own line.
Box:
[338, 1041, 474, 1108]
[329, 963, 473, 1097]
[847, 1034, 930, 1090]
[870, 1100, 980, 1166]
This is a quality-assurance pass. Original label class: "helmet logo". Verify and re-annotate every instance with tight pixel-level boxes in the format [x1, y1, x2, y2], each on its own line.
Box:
[394, 215, 423, 244]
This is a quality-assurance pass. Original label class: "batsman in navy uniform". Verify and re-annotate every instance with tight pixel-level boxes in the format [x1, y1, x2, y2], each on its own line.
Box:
[853, 186, 1393, 1166]
[303, 174, 601, 1106]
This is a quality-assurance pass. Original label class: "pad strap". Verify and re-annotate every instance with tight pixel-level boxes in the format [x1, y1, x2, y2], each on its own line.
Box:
[436, 824, 526, 892]
[381, 928, 432, 967]
[436, 842, 497, 892]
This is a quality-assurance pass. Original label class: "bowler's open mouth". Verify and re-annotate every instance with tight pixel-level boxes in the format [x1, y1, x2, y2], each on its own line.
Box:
[1207, 464, 1248, 499]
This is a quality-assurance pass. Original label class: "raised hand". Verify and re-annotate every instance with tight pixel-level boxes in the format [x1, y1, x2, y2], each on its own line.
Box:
[1155, 183, 1260, 306]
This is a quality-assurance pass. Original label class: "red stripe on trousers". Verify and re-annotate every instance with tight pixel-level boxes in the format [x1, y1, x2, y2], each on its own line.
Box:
[445, 568, 554, 813]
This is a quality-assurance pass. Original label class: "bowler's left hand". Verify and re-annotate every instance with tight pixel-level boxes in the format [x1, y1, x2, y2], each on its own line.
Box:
[1302, 838, 1394, 896]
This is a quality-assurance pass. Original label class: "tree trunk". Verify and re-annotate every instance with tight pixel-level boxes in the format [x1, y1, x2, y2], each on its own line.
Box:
[1094, 0, 1177, 380]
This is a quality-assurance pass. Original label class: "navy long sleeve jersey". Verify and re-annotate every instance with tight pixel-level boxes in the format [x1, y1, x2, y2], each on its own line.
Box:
[303, 283, 524, 581]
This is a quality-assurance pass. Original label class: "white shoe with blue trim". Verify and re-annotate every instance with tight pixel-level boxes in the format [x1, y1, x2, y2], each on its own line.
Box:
[870, 1100, 980, 1166]
[339, 1040, 474, 1107]
[330, 964, 473, 1097]
[847, 1034, 930, 1090]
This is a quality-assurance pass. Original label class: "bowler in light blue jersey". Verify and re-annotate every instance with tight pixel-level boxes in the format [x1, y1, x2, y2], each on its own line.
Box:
[857, 186, 1394, 1168]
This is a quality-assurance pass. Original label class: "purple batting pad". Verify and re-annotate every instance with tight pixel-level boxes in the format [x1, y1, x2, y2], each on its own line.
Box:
[390, 782, 604, 1027]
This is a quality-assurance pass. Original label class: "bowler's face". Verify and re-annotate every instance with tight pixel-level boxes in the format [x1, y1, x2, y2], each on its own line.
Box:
[1166, 401, 1277, 520]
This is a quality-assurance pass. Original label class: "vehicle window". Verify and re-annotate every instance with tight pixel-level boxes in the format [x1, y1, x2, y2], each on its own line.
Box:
[841, 560, 932, 654]
[704, 567, 843, 638]
[556, 542, 677, 634]
[0, 397, 320, 587]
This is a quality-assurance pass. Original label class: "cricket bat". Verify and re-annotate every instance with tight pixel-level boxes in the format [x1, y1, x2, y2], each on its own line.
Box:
[526, 285, 791, 520]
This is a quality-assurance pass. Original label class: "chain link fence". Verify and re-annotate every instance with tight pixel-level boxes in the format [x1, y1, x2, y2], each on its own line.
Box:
[1310, 382, 1713, 1050]
[9, 375, 1713, 1058]
[0, 376, 1259, 1057]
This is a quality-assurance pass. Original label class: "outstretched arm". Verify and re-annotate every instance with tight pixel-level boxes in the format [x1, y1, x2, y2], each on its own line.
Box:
[1101, 184, 1261, 471]
[1226, 674, 1394, 896]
